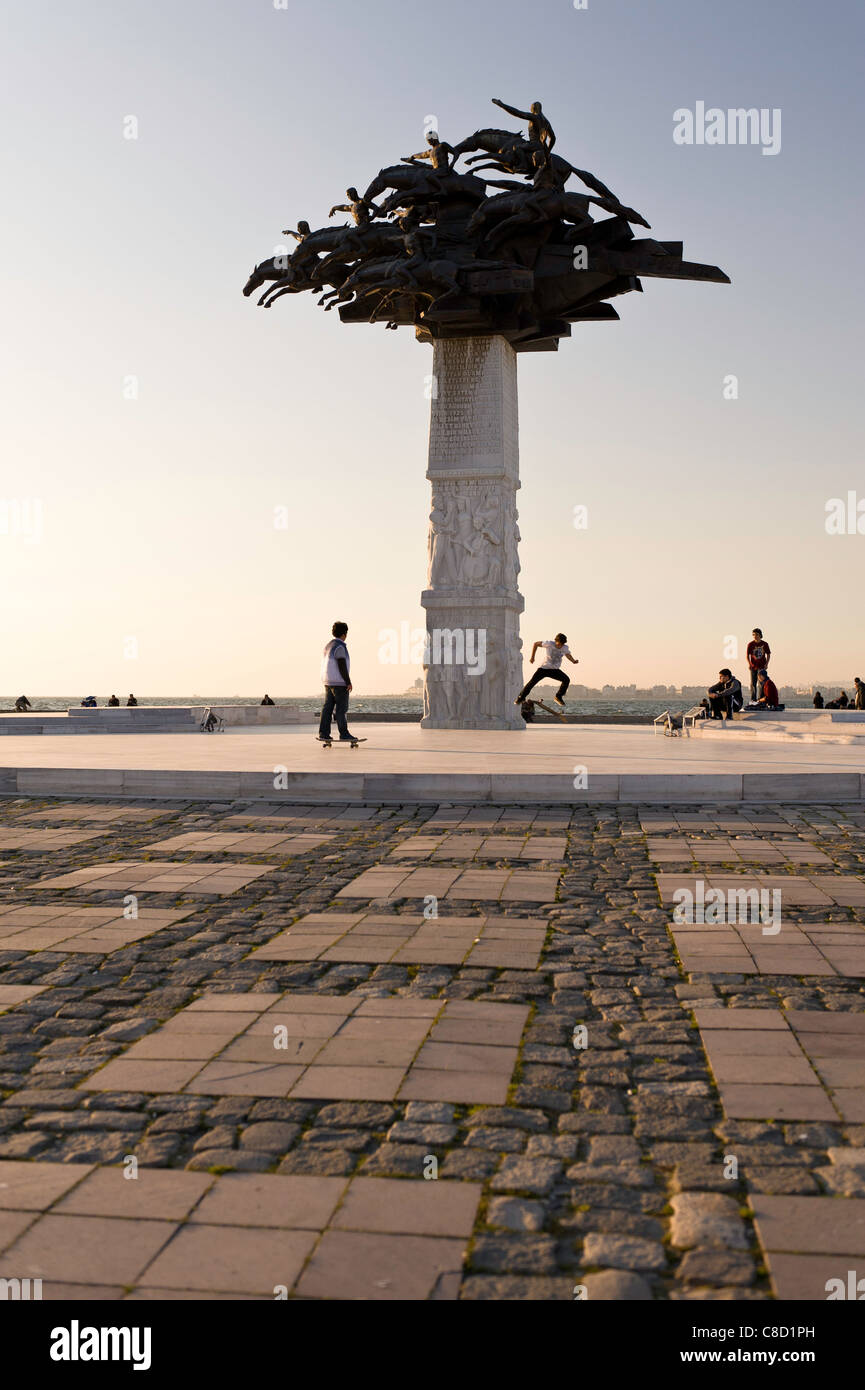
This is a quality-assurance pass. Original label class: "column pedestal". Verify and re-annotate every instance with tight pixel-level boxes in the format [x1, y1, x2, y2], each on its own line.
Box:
[421, 336, 524, 731]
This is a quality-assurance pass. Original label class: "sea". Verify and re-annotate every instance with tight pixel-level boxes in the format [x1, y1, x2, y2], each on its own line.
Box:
[2, 695, 823, 716]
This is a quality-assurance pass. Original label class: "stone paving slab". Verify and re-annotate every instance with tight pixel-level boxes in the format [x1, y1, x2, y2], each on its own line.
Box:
[696, 1008, 865, 1122]
[0, 904, 195, 954]
[222, 806, 384, 827]
[387, 833, 567, 862]
[15, 804, 176, 823]
[672, 920, 865, 977]
[80, 992, 529, 1104]
[657, 872, 865, 908]
[0, 983, 50, 1012]
[33, 861, 274, 895]
[424, 807, 572, 829]
[339, 866, 560, 902]
[642, 812, 850, 834]
[248, 911, 547, 969]
[146, 831, 334, 855]
[750, 1195, 865, 1299]
[0, 1161, 480, 1299]
[648, 837, 833, 865]
[0, 829, 106, 851]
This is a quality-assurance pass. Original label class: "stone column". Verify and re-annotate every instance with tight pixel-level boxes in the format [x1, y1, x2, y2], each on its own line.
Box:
[421, 335, 525, 730]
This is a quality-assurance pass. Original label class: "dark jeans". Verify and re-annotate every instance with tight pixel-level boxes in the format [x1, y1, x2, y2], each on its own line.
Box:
[709, 693, 741, 720]
[518, 667, 570, 702]
[750, 668, 767, 701]
[319, 685, 350, 738]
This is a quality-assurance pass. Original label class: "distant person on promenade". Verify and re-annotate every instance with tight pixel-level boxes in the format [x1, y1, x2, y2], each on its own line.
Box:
[746, 628, 771, 701]
[261, 694, 275, 706]
[708, 669, 744, 720]
[755, 674, 781, 709]
[80, 695, 97, 708]
[14, 695, 30, 712]
[107, 694, 120, 706]
[515, 634, 579, 708]
[813, 691, 824, 708]
[826, 691, 849, 709]
[319, 621, 358, 743]
[854, 678, 865, 710]
[127, 693, 138, 706]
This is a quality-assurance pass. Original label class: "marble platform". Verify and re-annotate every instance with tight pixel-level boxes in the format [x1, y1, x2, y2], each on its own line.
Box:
[697, 709, 865, 746]
[0, 722, 863, 803]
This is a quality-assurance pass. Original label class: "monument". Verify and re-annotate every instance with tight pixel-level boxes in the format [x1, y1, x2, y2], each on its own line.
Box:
[244, 99, 729, 729]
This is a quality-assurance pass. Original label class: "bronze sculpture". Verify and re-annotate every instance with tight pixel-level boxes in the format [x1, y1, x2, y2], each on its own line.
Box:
[244, 99, 729, 350]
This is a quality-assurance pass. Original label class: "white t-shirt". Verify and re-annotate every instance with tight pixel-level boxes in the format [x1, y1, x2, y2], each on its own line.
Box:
[321, 638, 350, 686]
[540, 640, 569, 670]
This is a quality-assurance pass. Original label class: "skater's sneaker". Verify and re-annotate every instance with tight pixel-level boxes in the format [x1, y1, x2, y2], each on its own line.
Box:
[339, 735, 358, 742]
[554, 695, 566, 707]
[514, 696, 525, 706]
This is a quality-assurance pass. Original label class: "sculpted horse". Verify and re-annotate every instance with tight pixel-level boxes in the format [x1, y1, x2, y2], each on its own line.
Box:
[319, 253, 466, 322]
[362, 164, 487, 212]
[242, 224, 351, 299]
[468, 186, 649, 246]
[259, 259, 353, 309]
[315, 222, 404, 275]
[452, 127, 635, 208]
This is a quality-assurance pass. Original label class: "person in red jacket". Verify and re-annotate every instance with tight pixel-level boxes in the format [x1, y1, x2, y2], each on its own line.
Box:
[746, 628, 771, 701]
[756, 675, 780, 709]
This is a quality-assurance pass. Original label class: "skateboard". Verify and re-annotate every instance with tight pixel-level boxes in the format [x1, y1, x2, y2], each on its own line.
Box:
[317, 736, 367, 749]
[529, 698, 569, 722]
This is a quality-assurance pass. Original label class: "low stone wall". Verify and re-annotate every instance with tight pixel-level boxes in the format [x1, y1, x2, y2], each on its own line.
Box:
[189, 706, 315, 727]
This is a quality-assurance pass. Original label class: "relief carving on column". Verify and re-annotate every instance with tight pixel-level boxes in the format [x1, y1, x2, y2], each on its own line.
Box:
[427, 479, 518, 595]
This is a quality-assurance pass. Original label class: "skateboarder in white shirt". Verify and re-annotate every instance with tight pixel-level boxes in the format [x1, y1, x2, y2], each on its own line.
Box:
[318, 621, 359, 742]
[515, 633, 579, 707]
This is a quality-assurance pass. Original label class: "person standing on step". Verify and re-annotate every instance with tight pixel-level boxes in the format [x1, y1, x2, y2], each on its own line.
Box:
[319, 621, 358, 742]
[746, 628, 771, 701]
[515, 633, 579, 708]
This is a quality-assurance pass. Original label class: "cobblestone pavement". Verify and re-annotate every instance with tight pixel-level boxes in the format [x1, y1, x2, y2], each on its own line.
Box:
[0, 796, 864, 1300]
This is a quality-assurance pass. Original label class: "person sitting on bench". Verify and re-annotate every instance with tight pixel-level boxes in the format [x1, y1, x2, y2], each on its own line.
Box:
[107, 694, 120, 707]
[707, 669, 743, 720]
[515, 634, 579, 708]
[14, 695, 30, 712]
[201, 707, 219, 733]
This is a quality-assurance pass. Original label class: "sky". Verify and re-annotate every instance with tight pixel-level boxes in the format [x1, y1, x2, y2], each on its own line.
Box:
[1, 0, 863, 696]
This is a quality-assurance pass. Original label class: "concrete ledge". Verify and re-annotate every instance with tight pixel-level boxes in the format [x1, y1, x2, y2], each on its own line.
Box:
[0, 706, 315, 735]
[0, 766, 862, 804]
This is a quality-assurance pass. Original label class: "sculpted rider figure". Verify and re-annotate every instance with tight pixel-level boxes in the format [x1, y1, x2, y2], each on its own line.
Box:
[328, 187, 373, 225]
[491, 98, 556, 153]
[402, 131, 457, 173]
[281, 219, 311, 242]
